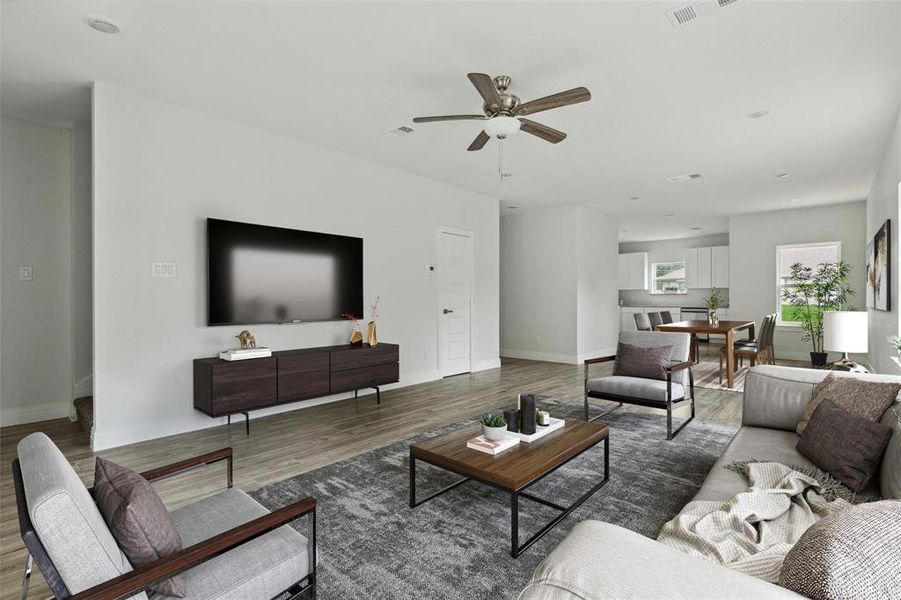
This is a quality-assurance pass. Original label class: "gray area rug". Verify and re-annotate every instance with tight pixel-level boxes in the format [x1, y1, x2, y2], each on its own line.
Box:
[251, 399, 737, 600]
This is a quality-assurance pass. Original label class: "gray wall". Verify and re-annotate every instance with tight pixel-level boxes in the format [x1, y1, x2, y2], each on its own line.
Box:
[1, 117, 73, 424]
[618, 233, 730, 308]
[866, 106, 900, 374]
[729, 201, 867, 361]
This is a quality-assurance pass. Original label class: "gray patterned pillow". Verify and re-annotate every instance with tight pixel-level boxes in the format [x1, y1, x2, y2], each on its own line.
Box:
[94, 457, 186, 597]
[797, 374, 900, 434]
[779, 500, 901, 599]
[613, 342, 674, 381]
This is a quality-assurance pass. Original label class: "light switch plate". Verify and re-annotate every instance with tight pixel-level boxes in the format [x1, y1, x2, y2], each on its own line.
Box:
[151, 262, 177, 278]
[19, 266, 33, 281]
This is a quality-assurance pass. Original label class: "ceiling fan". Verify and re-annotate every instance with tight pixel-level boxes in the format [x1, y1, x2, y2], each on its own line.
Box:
[413, 73, 591, 151]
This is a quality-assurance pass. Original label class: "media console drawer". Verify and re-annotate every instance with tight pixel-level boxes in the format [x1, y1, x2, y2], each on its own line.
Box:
[278, 352, 330, 402]
[331, 362, 399, 393]
[330, 343, 399, 371]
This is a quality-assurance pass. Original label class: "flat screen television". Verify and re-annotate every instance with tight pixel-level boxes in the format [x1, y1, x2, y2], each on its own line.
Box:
[207, 218, 363, 326]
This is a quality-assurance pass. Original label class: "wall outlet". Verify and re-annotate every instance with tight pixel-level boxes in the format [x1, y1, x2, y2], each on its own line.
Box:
[151, 262, 177, 278]
[19, 266, 33, 281]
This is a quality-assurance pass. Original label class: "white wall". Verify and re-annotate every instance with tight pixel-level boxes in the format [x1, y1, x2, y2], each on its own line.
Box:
[618, 233, 730, 308]
[0, 117, 74, 425]
[72, 121, 93, 398]
[500, 204, 619, 363]
[92, 84, 499, 450]
[866, 107, 900, 374]
[500, 206, 578, 363]
[729, 202, 867, 361]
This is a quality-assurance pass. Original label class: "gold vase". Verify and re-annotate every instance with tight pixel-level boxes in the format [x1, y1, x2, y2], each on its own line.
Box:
[367, 321, 378, 347]
[349, 329, 363, 346]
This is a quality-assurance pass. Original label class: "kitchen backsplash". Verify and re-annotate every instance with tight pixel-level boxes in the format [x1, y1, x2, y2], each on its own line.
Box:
[618, 288, 730, 308]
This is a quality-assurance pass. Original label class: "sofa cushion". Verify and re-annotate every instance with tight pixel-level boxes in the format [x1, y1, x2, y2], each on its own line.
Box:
[691, 426, 816, 503]
[779, 500, 901, 599]
[613, 342, 673, 381]
[152, 488, 310, 600]
[518, 521, 805, 600]
[587, 376, 685, 403]
[797, 401, 893, 493]
[94, 458, 186, 597]
[796, 374, 900, 434]
[878, 402, 901, 499]
[17, 433, 147, 599]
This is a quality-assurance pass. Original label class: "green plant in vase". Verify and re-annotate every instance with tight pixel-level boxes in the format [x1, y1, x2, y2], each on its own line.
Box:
[781, 261, 853, 366]
[702, 288, 724, 324]
[480, 413, 508, 441]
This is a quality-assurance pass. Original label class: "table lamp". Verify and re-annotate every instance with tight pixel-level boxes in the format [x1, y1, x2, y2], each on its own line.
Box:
[823, 311, 868, 371]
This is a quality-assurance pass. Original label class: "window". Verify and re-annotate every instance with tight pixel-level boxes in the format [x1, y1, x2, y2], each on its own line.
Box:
[651, 261, 687, 294]
[776, 242, 841, 324]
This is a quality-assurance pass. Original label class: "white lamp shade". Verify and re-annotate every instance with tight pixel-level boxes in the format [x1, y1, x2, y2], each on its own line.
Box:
[823, 311, 868, 353]
[483, 116, 521, 139]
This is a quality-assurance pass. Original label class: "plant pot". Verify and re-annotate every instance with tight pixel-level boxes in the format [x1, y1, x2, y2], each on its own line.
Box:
[810, 352, 828, 367]
[482, 424, 508, 442]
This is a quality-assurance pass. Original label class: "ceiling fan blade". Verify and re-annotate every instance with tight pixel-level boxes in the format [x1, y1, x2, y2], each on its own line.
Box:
[413, 114, 486, 123]
[515, 87, 591, 116]
[468, 73, 501, 107]
[467, 130, 490, 151]
[518, 118, 567, 144]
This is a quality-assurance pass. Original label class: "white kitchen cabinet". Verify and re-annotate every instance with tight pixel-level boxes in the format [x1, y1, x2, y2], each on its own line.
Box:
[685, 246, 728, 289]
[617, 252, 649, 290]
[712, 246, 729, 288]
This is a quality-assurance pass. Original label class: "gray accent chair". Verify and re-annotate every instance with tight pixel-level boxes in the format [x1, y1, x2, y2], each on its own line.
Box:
[13, 433, 316, 600]
[647, 312, 663, 330]
[584, 331, 694, 440]
[633, 312, 651, 331]
[521, 366, 901, 599]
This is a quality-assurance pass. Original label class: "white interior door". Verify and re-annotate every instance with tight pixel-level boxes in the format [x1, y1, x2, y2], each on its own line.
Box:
[438, 228, 473, 377]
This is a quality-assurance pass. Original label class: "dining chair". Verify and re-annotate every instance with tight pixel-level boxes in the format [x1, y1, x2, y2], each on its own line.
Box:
[634, 313, 652, 331]
[719, 314, 776, 383]
[660, 311, 674, 324]
[647, 312, 663, 330]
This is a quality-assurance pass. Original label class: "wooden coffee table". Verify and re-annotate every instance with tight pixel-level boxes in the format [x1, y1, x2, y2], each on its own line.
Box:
[409, 420, 609, 558]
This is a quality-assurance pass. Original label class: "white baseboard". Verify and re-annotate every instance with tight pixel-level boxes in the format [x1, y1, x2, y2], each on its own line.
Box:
[577, 347, 618, 363]
[0, 402, 72, 427]
[500, 348, 579, 364]
[472, 358, 501, 372]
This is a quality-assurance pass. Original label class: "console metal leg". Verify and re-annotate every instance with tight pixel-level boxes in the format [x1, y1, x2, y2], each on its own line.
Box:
[20, 553, 32, 600]
[227, 412, 250, 435]
[375, 386, 381, 404]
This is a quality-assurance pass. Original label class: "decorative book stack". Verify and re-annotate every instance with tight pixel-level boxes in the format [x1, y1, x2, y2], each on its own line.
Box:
[466, 435, 520, 455]
[219, 347, 273, 361]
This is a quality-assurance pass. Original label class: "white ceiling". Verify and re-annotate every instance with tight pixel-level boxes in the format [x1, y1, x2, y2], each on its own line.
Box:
[3, 1, 900, 241]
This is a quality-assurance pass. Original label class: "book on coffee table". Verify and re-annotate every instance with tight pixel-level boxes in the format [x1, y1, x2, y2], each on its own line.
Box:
[466, 434, 520, 455]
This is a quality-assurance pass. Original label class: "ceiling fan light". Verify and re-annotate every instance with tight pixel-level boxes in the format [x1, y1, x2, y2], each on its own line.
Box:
[483, 116, 521, 139]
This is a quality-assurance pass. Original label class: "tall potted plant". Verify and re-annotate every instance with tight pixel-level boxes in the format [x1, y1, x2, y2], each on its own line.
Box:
[781, 261, 854, 366]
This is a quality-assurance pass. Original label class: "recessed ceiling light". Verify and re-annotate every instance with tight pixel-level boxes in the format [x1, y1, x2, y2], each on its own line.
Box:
[87, 16, 120, 34]
[789, 198, 801, 203]
[629, 196, 641, 200]
[747, 110, 771, 119]
[665, 213, 675, 217]
[690, 226, 702, 231]
[507, 205, 519, 209]
[776, 172, 790, 179]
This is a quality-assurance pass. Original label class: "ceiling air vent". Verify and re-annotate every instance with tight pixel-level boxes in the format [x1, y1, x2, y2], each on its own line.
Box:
[666, 173, 703, 183]
[666, 4, 698, 27]
[666, 0, 740, 28]
[384, 126, 415, 139]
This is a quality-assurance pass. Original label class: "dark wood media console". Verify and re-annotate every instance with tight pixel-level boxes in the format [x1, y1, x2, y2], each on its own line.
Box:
[194, 343, 399, 434]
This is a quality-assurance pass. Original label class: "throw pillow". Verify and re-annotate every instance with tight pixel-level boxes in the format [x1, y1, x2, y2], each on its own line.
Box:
[796, 374, 900, 434]
[796, 400, 893, 492]
[779, 500, 901, 600]
[93, 457, 186, 597]
[613, 342, 674, 381]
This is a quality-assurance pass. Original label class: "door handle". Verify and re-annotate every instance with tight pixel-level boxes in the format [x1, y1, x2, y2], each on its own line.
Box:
[443, 309, 454, 314]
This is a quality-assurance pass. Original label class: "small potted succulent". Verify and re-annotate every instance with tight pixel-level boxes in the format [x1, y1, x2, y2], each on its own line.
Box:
[480, 413, 508, 442]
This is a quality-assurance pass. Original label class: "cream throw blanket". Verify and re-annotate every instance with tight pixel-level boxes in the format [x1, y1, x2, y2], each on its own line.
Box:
[657, 462, 850, 582]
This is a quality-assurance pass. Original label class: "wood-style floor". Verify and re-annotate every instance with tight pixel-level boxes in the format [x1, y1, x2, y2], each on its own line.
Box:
[0, 347, 747, 599]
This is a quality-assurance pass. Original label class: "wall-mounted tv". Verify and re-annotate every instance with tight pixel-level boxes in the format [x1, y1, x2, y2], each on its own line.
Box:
[207, 218, 363, 326]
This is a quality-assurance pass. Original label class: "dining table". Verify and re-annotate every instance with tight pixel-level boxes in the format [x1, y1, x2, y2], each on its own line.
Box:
[654, 319, 756, 389]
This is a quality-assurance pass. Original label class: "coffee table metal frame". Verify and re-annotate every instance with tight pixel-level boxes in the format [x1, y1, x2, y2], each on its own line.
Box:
[409, 435, 609, 558]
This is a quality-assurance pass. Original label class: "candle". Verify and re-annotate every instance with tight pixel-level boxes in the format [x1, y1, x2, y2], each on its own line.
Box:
[537, 410, 550, 426]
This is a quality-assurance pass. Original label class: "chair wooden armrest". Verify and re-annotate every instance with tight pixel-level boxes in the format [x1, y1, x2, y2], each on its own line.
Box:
[665, 360, 693, 373]
[69, 496, 317, 600]
[140, 447, 234, 487]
